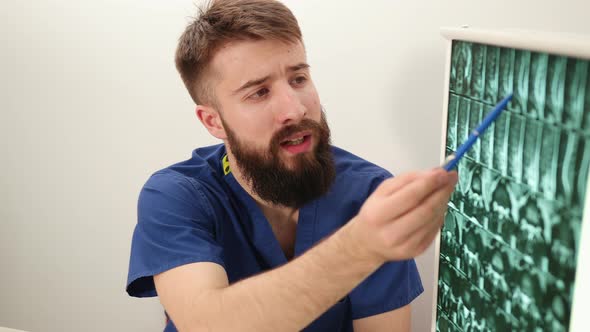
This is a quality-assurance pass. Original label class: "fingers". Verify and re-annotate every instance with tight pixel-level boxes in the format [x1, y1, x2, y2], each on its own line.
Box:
[414, 214, 446, 255]
[382, 215, 444, 260]
[374, 171, 424, 197]
[383, 172, 457, 250]
[385, 169, 456, 221]
[354, 169, 457, 262]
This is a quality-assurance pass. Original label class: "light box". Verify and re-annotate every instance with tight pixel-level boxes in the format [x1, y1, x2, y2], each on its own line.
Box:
[434, 27, 590, 332]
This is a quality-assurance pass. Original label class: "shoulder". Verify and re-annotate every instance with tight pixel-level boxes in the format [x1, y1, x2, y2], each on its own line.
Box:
[331, 146, 393, 185]
[139, 144, 229, 216]
[322, 146, 393, 205]
[312, 146, 394, 233]
[143, 144, 227, 192]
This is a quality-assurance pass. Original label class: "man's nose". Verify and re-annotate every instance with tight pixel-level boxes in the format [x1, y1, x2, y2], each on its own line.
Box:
[274, 85, 306, 125]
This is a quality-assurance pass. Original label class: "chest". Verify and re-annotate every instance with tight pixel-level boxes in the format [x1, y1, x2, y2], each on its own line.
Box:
[218, 191, 359, 275]
[267, 216, 298, 260]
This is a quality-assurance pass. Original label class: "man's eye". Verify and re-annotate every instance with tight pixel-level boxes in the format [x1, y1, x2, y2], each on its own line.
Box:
[249, 88, 269, 100]
[292, 76, 307, 85]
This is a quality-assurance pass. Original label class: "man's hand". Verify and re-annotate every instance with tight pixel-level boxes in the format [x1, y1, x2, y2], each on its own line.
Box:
[347, 168, 458, 264]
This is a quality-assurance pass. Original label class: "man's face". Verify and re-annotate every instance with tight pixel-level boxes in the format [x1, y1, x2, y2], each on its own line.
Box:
[209, 39, 335, 207]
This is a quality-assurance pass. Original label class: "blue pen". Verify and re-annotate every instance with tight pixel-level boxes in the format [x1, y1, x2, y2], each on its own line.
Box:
[442, 93, 513, 171]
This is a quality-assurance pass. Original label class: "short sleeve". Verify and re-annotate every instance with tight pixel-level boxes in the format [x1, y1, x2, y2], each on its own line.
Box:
[349, 259, 424, 319]
[126, 171, 225, 298]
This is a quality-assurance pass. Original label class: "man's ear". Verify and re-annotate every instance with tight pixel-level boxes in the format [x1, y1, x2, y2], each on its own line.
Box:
[196, 105, 227, 140]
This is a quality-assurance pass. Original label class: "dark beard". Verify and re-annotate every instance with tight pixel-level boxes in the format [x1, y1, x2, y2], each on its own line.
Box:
[223, 112, 335, 208]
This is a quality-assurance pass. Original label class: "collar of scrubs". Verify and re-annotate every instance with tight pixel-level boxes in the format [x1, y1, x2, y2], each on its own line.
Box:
[223, 169, 319, 268]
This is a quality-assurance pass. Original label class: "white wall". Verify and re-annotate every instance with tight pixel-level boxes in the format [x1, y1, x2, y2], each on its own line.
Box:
[1, 1, 589, 331]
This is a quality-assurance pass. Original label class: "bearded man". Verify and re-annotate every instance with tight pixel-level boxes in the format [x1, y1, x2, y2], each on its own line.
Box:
[126, 1, 458, 331]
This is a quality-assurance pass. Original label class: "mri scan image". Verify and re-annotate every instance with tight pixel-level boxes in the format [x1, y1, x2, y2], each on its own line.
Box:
[437, 40, 589, 331]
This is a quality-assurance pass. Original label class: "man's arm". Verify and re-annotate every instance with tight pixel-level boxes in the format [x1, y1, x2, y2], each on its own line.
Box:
[154, 169, 457, 331]
[155, 222, 380, 332]
[353, 305, 411, 332]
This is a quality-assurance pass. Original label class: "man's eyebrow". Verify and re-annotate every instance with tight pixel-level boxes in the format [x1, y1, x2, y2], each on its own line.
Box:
[232, 63, 310, 95]
[288, 63, 310, 72]
[233, 75, 271, 95]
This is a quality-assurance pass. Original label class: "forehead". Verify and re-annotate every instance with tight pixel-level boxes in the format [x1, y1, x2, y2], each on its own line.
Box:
[210, 39, 307, 88]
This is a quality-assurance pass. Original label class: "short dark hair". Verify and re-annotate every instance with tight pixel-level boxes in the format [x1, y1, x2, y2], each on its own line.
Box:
[175, 0, 303, 105]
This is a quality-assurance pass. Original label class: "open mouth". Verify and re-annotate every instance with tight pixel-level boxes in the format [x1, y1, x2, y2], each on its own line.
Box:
[279, 134, 312, 154]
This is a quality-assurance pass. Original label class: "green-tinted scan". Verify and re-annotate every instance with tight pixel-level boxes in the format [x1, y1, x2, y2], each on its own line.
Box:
[437, 40, 589, 331]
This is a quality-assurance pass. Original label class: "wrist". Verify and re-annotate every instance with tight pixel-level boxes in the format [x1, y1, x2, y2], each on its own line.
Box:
[336, 217, 385, 270]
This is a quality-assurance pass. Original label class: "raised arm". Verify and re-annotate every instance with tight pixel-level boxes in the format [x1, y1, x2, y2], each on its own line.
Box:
[154, 169, 457, 331]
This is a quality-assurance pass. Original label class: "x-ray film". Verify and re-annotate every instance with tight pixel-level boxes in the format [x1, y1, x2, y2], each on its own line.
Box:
[436, 31, 590, 332]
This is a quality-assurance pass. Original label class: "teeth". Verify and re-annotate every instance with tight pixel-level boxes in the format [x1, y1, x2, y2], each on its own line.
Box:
[285, 137, 304, 145]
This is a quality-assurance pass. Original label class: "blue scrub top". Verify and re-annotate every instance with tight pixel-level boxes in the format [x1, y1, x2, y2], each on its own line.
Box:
[127, 144, 423, 331]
